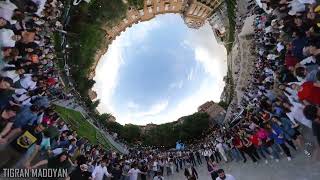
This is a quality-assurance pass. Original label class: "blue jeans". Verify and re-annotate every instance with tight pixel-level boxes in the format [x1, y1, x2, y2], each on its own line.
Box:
[231, 148, 242, 161]
[270, 144, 281, 159]
[256, 145, 270, 159]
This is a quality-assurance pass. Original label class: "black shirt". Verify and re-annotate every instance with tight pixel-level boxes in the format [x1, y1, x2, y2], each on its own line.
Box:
[111, 168, 122, 180]
[10, 125, 43, 152]
[69, 167, 92, 180]
[312, 121, 320, 146]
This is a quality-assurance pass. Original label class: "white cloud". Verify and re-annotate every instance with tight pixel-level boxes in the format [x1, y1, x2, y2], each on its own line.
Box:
[169, 80, 184, 89]
[134, 100, 169, 117]
[93, 39, 125, 113]
[127, 101, 140, 109]
[93, 17, 161, 115]
[94, 15, 227, 125]
[187, 68, 194, 81]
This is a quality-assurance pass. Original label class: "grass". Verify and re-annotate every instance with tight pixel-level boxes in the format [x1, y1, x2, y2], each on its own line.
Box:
[54, 105, 112, 149]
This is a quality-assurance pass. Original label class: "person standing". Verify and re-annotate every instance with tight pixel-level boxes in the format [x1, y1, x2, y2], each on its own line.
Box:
[189, 151, 197, 167]
[0, 123, 46, 169]
[216, 141, 228, 162]
[216, 169, 236, 180]
[195, 150, 202, 165]
[140, 163, 148, 180]
[128, 164, 146, 180]
[153, 171, 164, 180]
[207, 159, 218, 180]
[184, 162, 198, 180]
[92, 160, 113, 180]
[267, 123, 293, 161]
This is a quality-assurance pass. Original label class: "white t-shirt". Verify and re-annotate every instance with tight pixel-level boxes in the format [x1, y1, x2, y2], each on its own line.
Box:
[216, 143, 224, 152]
[0, 0, 17, 24]
[152, 161, 158, 171]
[92, 165, 111, 180]
[19, 74, 37, 90]
[216, 174, 236, 180]
[0, 29, 15, 47]
[128, 168, 141, 180]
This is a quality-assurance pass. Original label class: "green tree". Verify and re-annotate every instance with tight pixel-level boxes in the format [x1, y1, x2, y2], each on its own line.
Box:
[218, 101, 229, 110]
[121, 124, 141, 143]
[128, 0, 144, 9]
[141, 112, 210, 147]
[89, 99, 100, 111]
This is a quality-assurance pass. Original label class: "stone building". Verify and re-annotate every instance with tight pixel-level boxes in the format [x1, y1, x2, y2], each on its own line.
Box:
[208, 1, 228, 43]
[139, 123, 157, 134]
[106, 0, 185, 41]
[182, 0, 223, 29]
[88, 89, 97, 100]
[198, 101, 226, 124]
[106, 0, 224, 41]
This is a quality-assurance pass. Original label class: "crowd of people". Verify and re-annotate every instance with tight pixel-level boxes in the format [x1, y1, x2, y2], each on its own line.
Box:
[1, 0, 320, 180]
[0, 0, 222, 180]
[202, 0, 320, 175]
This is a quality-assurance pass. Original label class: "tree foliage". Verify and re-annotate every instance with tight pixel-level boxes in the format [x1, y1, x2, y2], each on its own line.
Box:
[128, 0, 144, 9]
[104, 112, 210, 147]
[67, 0, 127, 96]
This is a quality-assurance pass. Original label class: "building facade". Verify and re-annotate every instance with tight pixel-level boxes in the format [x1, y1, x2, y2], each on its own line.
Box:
[88, 89, 97, 100]
[198, 101, 226, 124]
[106, 0, 186, 41]
[182, 0, 223, 29]
[208, 1, 228, 43]
[106, 0, 224, 41]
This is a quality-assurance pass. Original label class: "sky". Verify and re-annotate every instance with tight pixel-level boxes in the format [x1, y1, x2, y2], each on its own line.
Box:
[93, 14, 227, 125]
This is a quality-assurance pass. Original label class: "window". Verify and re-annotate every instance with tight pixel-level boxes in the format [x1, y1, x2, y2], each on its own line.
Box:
[202, 12, 207, 17]
[172, 5, 175, 10]
[165, 4, 169, 11]
[147, 0, 152, 5]
[157, 6, 160, 12]
[192, 7, 199, 15]
[148, 6, 153, 13]
[124, 19, 128, 23]
[139, 10, 144, 16]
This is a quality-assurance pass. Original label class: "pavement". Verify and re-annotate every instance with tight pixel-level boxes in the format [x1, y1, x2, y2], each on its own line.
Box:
[162, 148, 320, 180]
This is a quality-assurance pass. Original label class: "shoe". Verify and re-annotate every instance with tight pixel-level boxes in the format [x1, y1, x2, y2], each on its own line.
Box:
[275, 159, 279, 162]
[270, 156, 274, 159]
[287, 157, 292, 161]
[265, 160, 268, 164]
[304, 150, 311, 157]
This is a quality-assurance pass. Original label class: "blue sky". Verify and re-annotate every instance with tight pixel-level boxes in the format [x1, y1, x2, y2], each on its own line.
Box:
[93, 14, 227, 125]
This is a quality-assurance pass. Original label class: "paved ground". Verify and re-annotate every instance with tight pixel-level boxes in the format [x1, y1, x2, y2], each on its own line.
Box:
[163, 149, 320, 180]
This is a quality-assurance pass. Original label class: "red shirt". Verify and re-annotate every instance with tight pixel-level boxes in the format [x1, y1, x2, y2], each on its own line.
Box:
[285, 53, 298, 68]
[249, 134, 260, 146]
[47, 77, 57, 86]
[232, 136, 243, 148]
[298, 81, 320, 105]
